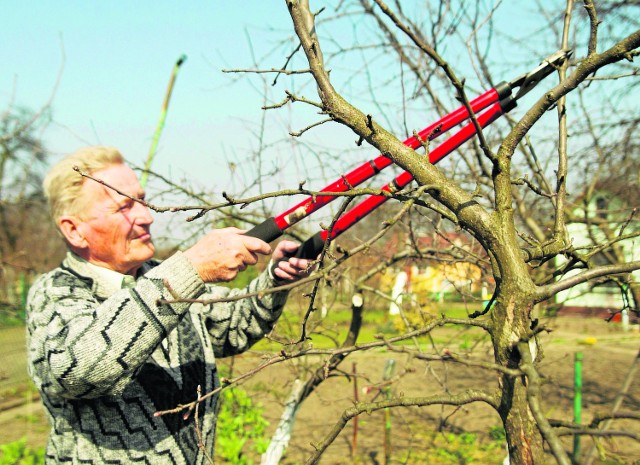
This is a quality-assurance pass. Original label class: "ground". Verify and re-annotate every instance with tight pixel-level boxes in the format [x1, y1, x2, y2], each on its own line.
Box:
[1, 315, 639, 464]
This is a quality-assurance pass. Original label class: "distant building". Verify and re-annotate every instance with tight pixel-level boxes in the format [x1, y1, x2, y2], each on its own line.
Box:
[380, 232, 490, 313]
[556, 186, 639, 322]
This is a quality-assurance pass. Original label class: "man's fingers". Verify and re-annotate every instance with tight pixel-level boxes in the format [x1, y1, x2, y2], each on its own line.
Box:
[272, 240, 302, 262]
[287, 257, 309, 269]
[273, 267, 297, 281]
[281, 241, 301, 254]
[273, 257, 314, 281]
[241, 234, 272, 255]
[246, 251, 259, 266]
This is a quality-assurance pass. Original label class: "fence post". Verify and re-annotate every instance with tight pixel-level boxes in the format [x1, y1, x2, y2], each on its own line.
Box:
[383, 359, 396, 465]
[352, 362, 359, 462]
[572, 352, 583, 463]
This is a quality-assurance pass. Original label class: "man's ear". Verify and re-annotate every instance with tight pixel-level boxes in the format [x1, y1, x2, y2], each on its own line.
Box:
[58, 216, 88, 249]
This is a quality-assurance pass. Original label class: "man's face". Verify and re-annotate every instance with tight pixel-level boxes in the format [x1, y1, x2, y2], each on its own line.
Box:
[76, 164, 155, 275]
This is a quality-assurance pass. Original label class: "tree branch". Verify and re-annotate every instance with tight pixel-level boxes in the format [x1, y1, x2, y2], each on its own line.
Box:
[537, 260, 640, 301]
[302, 389, 499, 464]
[517, 341, 572, 465]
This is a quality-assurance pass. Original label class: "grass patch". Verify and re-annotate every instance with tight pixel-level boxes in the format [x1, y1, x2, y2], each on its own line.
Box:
[392, 429, 506, 465]
[254, 302, 489, 351]
[0, 438, 44, 465]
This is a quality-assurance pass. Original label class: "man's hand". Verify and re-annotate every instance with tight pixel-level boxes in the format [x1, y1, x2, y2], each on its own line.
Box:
[270, 241, 315, 282]
[183, 227, 272, 282]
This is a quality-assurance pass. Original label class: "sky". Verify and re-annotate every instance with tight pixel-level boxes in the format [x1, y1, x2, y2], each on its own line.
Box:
[6, 1, 626, 240]
[2, 2, 544, 186]
[2, 2, 300, 189]
[0, 1, 564, 241]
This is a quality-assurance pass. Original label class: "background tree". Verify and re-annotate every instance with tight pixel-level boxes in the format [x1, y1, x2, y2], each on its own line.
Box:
[0, 103, 64, 320]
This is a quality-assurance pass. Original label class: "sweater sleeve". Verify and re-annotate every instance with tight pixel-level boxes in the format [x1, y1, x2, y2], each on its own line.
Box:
[195, 271, 289, 358]
[26, 252, 205, 400]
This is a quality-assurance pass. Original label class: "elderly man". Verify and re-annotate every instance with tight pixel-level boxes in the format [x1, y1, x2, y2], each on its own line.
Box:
[26, 146, 311, 464]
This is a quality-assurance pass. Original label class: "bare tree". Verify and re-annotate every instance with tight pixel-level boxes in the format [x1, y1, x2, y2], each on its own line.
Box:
[128, 2, 639, 463]
[0, 103, 65, 317]
[253, 1, 640, 464]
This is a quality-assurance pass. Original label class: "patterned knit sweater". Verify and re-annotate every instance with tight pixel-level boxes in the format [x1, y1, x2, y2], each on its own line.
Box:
[26, 251, 288, 464]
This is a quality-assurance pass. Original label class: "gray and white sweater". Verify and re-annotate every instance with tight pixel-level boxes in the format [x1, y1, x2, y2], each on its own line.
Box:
[26, 251, 287, 465]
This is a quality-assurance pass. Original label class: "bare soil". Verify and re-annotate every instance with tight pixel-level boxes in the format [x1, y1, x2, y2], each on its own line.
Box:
[227, 316, 640, 464]
[2, 317, 639, 464]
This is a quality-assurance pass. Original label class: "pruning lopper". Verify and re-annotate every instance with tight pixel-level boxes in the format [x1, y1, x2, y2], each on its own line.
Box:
[245, 48, 572, 259]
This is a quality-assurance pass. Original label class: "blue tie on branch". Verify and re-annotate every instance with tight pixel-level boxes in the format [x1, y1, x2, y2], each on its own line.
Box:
[140, 54, 187, 188]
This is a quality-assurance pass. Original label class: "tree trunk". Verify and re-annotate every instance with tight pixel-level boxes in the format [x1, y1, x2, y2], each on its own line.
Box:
[499, 355, 543, 464]
[628, 281, 640, 312]
[492, 293, 545, 464]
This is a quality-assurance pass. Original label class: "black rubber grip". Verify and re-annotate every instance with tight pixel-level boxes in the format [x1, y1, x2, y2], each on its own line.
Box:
[292, 232, 326, 259]
[494, 80, 511, 100]
[499, 95, 516, 113]
[245, 217, 284, 243]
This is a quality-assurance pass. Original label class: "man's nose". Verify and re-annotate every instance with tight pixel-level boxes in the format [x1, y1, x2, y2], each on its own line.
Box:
[133, 202, 154, 225]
